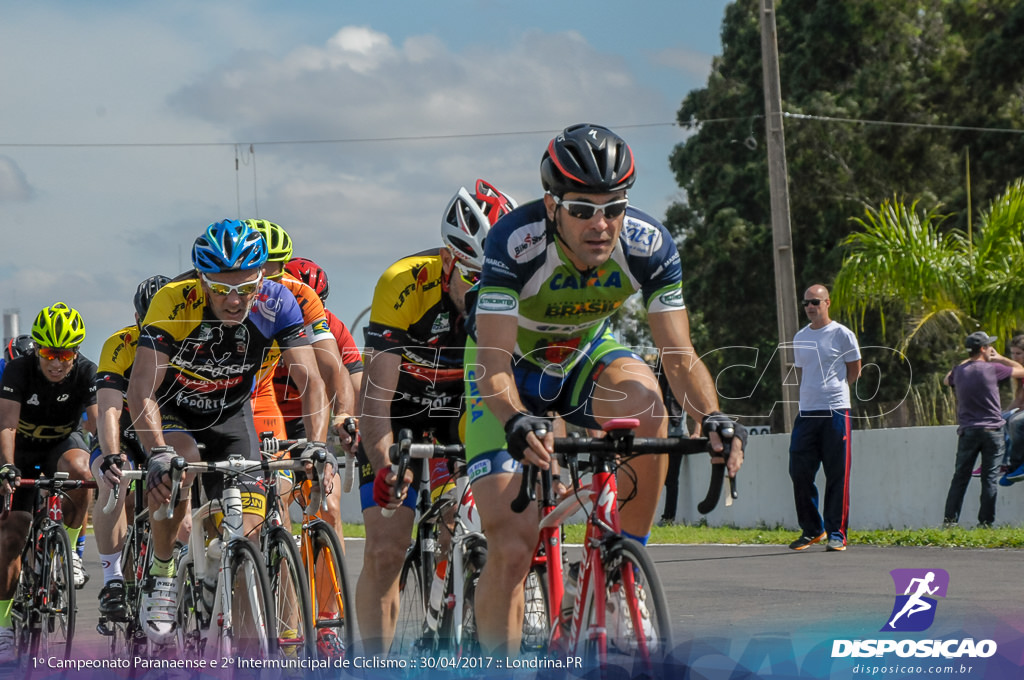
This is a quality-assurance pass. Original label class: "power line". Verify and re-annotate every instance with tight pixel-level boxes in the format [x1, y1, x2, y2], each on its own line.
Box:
[783, 111, 1024, 135]
[0, 122, 679, 150]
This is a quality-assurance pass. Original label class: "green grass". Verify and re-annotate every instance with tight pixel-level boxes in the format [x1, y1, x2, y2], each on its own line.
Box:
[334, 522, 1024, 549]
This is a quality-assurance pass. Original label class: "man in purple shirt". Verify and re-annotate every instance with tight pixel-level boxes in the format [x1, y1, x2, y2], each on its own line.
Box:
[943, 331, 1024, 527]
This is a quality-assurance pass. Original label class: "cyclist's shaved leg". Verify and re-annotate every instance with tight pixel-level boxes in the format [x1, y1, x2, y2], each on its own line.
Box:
[57, 448, 92, 529]
[0, 512, 31, 597]
[356, 505, 414, 655]
[591, 356, 670, 539]
[149, 431, 200, 562]
[473, 471, 538, 655]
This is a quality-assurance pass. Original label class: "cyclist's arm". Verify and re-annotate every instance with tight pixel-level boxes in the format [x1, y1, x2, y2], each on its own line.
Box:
[650, 309, 743, 474]
[0, 397, 18, 466]
[358, 348, 399, 472]
[311, 336, 355, 426]
[126, 345, 169, 452]
[281, 344, 329, 443]
[96, 387, 124, 458]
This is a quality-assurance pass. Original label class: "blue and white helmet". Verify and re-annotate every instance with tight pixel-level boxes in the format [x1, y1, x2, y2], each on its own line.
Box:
[191, 219, 269, 273]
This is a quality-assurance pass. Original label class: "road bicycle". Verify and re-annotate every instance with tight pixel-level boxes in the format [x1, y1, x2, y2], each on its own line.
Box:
[513, 417, 737, 675]
[385, 429, 487, 660]
[258, 435, 353, 661]
[157, 453, 287, 666]
[95, 465, 151, 658]
[1, 471, 97, 677]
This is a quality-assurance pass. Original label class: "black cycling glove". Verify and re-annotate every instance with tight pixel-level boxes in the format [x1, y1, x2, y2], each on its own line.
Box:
[145, 445, 176, 491]
[300, 441, 338, 478]
[701, 411, 748, 454]
[504, 413, 552, 461]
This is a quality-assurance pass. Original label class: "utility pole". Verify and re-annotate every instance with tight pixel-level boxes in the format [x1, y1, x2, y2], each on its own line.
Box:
[760, 0, 800, 431]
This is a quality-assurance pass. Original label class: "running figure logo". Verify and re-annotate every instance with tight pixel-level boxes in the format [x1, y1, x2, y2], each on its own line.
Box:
[881, 568, 949, 632]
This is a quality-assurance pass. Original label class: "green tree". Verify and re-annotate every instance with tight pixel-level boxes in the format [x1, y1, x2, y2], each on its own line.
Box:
[666, 0, 1024, 426]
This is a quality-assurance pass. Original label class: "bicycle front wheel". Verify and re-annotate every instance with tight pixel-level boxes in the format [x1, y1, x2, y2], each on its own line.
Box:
[521, 562, 550, 654]
[389, 550, 427, 659]
[579, 538, 672, 673]
[306, 521, 353, 660]
[33, 527, 76, 660]
[221, 539, 278, 662]
[264, 525, 315, 660]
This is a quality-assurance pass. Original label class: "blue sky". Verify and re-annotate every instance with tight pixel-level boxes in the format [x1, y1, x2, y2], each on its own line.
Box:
[0, 0, 733, 360]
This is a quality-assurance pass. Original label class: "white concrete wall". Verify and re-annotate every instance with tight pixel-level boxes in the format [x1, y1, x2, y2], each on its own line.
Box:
[335, 426, 1024, 529]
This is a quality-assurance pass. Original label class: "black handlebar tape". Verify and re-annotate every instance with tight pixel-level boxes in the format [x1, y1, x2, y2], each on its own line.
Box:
[697, 462, 725, 514]
[511, 464, 539, 514]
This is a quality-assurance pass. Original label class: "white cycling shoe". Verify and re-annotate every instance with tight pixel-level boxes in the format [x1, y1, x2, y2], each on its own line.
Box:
[141, 575, 178, 645]
[606, 583, 656, 654]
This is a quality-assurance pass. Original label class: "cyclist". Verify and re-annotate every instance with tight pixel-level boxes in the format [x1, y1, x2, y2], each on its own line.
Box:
[0, 336, 34, 379]
[285, 257, 364, 399]
[0, 303, 97, 662]
[462, 124, 747, 654]
[357, 179, 517, 655]
[90, 274, 171, 621]
[126, 219, 335, 646]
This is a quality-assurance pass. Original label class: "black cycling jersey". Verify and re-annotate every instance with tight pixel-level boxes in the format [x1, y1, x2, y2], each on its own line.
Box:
[0, 354, 97, 450]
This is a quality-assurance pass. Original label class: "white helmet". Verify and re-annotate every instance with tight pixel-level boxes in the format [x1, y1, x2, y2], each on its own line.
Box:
[441, 179, 517, 270]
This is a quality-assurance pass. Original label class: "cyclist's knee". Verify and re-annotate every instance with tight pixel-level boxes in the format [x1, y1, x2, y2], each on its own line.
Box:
[0, 514, 31, 550]
[59, 448, 91, 478]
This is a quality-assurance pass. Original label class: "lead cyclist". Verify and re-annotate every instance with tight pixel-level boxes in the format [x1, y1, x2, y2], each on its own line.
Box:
[464, 123, 748, 655]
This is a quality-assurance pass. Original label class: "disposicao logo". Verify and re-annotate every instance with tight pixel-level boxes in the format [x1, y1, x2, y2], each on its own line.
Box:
[882, 568, 949, 632]
[831, 568, 997, 659]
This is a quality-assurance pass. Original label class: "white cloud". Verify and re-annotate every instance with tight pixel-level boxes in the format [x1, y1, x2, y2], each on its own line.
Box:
[0, 157, 33, 202]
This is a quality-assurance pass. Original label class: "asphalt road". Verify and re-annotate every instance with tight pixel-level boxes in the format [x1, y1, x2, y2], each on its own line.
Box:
[66, 537, 1023, 661]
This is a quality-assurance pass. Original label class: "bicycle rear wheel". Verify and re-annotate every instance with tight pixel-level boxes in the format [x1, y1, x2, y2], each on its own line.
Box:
[220, 539, 277, 662]
[580, 538, 671, 674]
[175, 553, 206, 659]
[521, 563, 550, 654]
[264, 525, 316, 660]
[453, 536, 487, 658]
[389, 550, 427, 659]
[306, 521, 352, 660]
[33, 528, 76, 660]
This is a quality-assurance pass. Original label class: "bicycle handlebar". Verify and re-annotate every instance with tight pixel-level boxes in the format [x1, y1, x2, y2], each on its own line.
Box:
[1, 475, 98, 520]
[381, 428, 466, 519]
[260, 435, 332, 514]
[510, 427, 739, 516]
[101, 469, 146, 515]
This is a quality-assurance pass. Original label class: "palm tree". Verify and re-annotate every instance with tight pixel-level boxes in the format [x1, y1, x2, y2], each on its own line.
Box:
[833, 179, 1024, 351]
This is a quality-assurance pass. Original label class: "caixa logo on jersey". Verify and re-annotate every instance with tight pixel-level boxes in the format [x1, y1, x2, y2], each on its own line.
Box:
[832, 568, 997, 659]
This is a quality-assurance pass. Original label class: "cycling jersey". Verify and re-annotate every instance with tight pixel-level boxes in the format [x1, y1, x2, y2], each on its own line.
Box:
[275, 307, 363, 423]
[363, 250, 468, 421]
[469, 199, 684, 371]
[93, 324, 144, 460]
[250, 274, 335, 438]
[0, 354, 97, 450]
[138, 277, 308, 430]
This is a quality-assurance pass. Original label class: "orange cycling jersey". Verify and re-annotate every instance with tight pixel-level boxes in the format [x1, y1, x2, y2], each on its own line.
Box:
[251, 273, 334, 439]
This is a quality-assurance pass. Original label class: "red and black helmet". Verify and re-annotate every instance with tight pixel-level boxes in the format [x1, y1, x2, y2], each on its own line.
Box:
[4, 335, 34, 362]
[540, 123, 636, 197]
[285, 257, 330, 302]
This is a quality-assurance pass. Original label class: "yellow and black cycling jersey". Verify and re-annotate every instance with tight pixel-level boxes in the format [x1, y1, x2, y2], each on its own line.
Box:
[364, 250, 467, 419]
[95, 324, 141, 441]
[138, 277, 308, 427]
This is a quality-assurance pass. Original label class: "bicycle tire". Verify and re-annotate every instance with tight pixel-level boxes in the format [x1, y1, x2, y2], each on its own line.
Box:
[220, 539, 278, 662]
[389, 550, 427, 659]
[306, 521, 353, 660]
[264, 525, 316, 660]
[174, 554, 206, 659]
[521, 563, 550, 654]
[11, 544, 37, 677]
[455, 540, 486, 658]
[578, 538, 672, 672]
[32, 527, 76, 661]
[109, 512, 150, 659]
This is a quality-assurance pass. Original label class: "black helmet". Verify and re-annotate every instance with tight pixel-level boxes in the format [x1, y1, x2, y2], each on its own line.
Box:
[134, 275, 171, 319]
[4, 335, 33, 362]
[540, 123, 636, 197]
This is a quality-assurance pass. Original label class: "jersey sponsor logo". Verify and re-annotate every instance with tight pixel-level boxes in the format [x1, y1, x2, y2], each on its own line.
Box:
[508, 226, 546, 262]
[658, 289, 684, 307]
[484, 257, 511, 273]
[174, 391, 228, 411]
[17, 420, 74, 441]
[544, 299, 622, 318]
[312, 319, 330, 335]
[56, 394, 70, 402]
[430, 312, 451, 335]
[549, 270, 622, 291]
[174, 373, 243, 393]
[169, 283, 203, 320]
[623, 221, 662, 257]
[110, 333, 134, 364]
[477, 292, 516, 312]
[542, 338, 582, 365]
[2, 386, 13, 394]
[467, 458, 491, 482]
[26, 393, 39, 406]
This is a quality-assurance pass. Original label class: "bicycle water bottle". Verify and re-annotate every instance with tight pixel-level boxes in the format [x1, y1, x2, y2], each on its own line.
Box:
[425, 559, 448, 632]
[220, 487, 243, 536]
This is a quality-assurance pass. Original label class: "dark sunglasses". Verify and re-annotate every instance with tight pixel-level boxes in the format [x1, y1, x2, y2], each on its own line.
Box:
[552, 195, 629, 220]
[801, 299, 827, 307]
[38, 346, 78, 362]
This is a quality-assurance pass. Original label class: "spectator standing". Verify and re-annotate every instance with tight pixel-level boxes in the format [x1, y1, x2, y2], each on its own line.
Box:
[788, 284, 861, 552]
[943, 331, 1024, 526]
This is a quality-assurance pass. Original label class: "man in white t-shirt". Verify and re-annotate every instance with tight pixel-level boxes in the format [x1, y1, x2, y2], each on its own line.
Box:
[788, 284, 861, 552]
